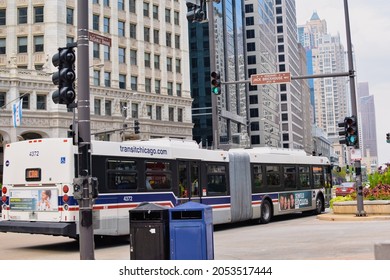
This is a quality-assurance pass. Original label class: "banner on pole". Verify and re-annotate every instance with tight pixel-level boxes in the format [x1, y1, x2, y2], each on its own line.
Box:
[12, 99, 23, 127]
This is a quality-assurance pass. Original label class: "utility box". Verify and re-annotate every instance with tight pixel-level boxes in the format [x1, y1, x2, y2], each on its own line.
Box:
[129, 203, 169, 260]
[169, 201, 214, 260]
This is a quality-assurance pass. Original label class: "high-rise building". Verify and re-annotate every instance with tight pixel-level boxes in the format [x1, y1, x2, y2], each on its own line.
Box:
[358, 82, 378, 171]
[0, 0, 193, 180]
[298, 12, 349, 140]
[190, 0, 247, 149]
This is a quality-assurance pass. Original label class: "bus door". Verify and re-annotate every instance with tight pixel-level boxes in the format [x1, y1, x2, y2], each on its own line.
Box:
[178, 160, 201, 204]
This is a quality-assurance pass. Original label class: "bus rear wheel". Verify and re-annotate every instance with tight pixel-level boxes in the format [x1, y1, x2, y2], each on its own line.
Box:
[313, 196, 324, 215]
[260, 199, 272, 224]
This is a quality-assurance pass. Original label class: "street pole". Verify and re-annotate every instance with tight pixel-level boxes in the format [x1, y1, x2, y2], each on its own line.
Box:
[207, 0, 219, 150]
[77, 0, 95, 259]
[344, 0, 365, 216]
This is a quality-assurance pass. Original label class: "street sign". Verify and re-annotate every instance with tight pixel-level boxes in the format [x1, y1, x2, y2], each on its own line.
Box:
[250, 72, 291, 85]
[88, 31, 112, 47]
[350, 147, 362, 161]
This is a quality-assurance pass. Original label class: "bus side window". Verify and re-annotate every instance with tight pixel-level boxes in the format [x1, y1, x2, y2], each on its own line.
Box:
[265, 165, 281, 189]
[252, 164, 263, 193]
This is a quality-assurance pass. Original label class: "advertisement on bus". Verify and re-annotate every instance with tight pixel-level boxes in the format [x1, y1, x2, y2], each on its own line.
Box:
[9, 189, 58, 211]
[279, 191, 312, 210]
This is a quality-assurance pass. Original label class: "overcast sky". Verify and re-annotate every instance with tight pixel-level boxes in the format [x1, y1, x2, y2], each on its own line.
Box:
[295, 0, 390, 164]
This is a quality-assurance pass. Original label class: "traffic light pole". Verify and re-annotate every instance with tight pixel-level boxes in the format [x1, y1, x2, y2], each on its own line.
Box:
[77, 0, 95, 259]
[344, 0, 365, 216]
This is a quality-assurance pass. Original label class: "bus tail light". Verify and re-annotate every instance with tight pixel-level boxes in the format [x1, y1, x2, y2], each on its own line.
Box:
[1, 195, 6, 203]
[63, 185, 69, 193]
[62, 194, 69, 203]
[2, 186, 7, 194]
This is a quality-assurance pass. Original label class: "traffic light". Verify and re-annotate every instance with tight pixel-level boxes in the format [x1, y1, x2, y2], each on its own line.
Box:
[134, 120, 140, 134]
[186, 2, 205, 22]
[211, 71, 221, 95]
[345, 116, 359, 148]
[51, 46, 76, 106]
[387, 133, 390, 143]
[338, 120, 347, 145]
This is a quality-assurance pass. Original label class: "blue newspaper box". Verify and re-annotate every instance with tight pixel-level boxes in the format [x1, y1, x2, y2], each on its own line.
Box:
[169, 201, 214, 260]
[129, 203, 169, 260]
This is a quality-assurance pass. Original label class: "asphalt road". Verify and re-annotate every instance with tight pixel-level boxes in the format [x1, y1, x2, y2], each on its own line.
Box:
[1, 212, 389, 260]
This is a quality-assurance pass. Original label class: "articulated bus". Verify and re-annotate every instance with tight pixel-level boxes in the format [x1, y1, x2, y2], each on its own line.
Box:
[0, 138, 331, 238]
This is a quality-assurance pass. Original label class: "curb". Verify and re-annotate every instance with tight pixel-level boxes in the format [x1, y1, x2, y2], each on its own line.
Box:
[317, 213, 390, 221]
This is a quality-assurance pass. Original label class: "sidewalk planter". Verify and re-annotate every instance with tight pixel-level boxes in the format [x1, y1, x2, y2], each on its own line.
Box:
[333, 200, 390, 215]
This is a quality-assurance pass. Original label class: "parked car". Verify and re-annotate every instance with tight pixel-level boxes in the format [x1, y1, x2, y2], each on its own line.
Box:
[335, 182, 356, 197]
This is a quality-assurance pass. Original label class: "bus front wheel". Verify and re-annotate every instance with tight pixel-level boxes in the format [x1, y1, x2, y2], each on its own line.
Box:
[260, 199, 272, 224]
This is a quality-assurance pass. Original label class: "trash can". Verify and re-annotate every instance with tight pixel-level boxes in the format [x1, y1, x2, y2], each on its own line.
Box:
[129, 202, 169, 260]
[169, 201, 214, 260]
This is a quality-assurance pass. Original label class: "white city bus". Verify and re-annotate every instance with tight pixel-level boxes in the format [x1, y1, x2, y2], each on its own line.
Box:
[0, 138, 331, 238]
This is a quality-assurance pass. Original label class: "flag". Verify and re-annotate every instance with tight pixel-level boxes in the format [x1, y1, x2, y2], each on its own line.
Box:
[12, 99, 23, 127]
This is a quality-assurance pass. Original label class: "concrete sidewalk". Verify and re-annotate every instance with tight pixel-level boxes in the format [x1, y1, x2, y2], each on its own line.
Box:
[317, 212, 390, 221]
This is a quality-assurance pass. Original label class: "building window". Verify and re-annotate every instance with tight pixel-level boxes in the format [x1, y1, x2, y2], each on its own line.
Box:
[118, 0, 125, 10]
[119, 74, 126, 89]
[93, 14, 99, 30]
[130, 0, 136, 13]
[177, 108, 183, 122]
[104, 45, 110, 61]
[174, 11, 179, 25]
[176, 83, 182, 97]
[166, 32, 171, 47]
[165, 8, 171, 23]
[130, 24, 136, 39]
[94, 70, 100, 86]
[118, 21, 125, 36]
[251, 135, 260, 145]
[103, 17, 110, 33]
[105, 100, 112, 116]
[144, 52, 151, 68]
[93, 43, 100, 58]
[247, 55, 256, 64]
[131, 103, 138, 118]
[153, 5, 159, 19]
[0, 9, 5, 25]
[146, 104, 152, 119]
[156, 106, 162, 120]
[175, 34, 180, 49]
[155, 79, 161, 94]
[18, 37, 28, 53]
[66, 7, 74, 24]
[104, 72, 111, 87]
[36, 94, 46, 110]
[153, 29, 159, 44]
[250, 122, 259, 131]
[175, 58, 181, 73]
[246, 29, 255, 39]
[119, 47, 126, 63]
[130, 49, 137, 65]
[247, 42, 255, 51]
[18, 7, 28, 24]
[144, 27, 150, 42]
[131, 76, 138, 90]
[22, 94, 30, 109]
[245, 4, 254, 13]
[0, 92, 5, 108]
[154, 54, 160, 69]
[0, 38, 6, 54]
[34, 36, 44, 52]
[143, 2, 149, 17]
[167, 82, 173, 96]
[250, 108, 259, 118]
[168, 107, 174, 121]
[103, 0, 110, 7]
[94, 99, 101, 115]
[34, 6, 44, 23]
[282, 113, 288, 121]
[145, 78, 152, 93]
[167, 57, 172, 72]
[245, 17, 254, 26]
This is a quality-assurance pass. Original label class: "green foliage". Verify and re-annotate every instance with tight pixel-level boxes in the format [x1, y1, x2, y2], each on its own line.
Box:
[329, 195, 353, 209]
[369, 168, 390, 187]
